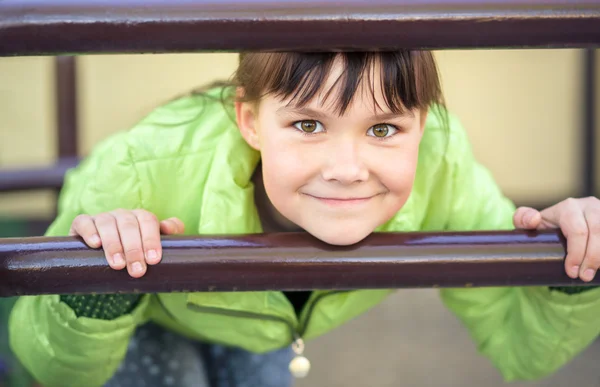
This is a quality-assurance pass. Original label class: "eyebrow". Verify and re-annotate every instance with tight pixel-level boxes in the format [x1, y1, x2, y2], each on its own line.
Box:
[276, 107, 415, 121]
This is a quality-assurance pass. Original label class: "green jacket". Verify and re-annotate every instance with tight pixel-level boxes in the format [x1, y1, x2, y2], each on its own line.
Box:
[9, 88, 600, 386]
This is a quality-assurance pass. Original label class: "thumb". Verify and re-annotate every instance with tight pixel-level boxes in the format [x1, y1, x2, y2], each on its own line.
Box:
[513, 207, 542, 229]
[160, 217, 186, 235]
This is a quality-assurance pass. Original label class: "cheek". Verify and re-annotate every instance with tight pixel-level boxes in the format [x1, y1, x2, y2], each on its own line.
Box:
[375, 143, 420, 195]
[261, 137, 304, 185]
[382, 157, 418, 196]
[257, 127, 315, 209]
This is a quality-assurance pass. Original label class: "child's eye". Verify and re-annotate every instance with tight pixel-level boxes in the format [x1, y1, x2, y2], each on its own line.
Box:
[293, 120, 325, 134]
[367, 124, 398, 139]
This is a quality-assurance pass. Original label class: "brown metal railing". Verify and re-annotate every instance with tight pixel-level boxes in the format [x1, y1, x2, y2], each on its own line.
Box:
[0, 0, 599, 296]
[1, 0, 599, 56]
[0, 158, 78, 192]
[1, 229, 597, 297]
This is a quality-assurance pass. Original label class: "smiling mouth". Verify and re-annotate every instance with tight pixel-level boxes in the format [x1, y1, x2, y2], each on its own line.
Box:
[303, 193, 381, 207]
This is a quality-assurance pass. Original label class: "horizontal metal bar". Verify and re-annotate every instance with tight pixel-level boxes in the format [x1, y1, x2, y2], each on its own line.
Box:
[1, 229, 596, 297]
[1, 1, 599, 56]
[0, 157, 79, 192]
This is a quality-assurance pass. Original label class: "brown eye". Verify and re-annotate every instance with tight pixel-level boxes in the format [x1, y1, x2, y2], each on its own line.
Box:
[372, 124, 389, 137]
[301, 121, 317, 132]
[367, 124, 397, 139]
[293, 120, 324, 134]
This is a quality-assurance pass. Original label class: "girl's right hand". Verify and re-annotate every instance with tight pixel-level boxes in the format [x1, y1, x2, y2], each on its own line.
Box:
[69, 209, 185, 278]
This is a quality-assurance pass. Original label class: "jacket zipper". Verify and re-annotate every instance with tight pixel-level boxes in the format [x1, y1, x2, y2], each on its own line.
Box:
[288, 290, 350, 378]
[297, 290, 349, 337]
[186, 303, 297, 337]
[179, 290, 351, 378]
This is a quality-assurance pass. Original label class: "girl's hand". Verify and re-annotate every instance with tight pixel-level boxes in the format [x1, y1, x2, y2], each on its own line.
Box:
[69, 209, 185, 278]
[513, 197, 600, 282]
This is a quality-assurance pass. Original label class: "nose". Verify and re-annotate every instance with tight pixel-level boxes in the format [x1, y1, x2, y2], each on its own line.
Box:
[321, 138, 369, 184]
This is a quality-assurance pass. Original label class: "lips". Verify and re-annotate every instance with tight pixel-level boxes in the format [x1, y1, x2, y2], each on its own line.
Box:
[303, 193, 380, 207]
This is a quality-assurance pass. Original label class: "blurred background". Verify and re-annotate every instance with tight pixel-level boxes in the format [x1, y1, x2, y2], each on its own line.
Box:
[0, 49, 599, 386]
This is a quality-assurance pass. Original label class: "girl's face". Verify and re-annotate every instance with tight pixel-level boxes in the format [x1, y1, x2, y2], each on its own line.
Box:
[236, 59, 427, 245]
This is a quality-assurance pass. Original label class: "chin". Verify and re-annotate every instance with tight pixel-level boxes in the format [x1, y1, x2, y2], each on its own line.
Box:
[305, 225, 374, 246]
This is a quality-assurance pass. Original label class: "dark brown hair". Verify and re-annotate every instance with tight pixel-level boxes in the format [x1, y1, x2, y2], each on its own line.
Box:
[233, 51, 445, 118]
[190, 51, 447, 129]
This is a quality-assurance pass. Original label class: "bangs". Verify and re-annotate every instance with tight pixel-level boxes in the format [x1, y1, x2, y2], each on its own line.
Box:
[237, 51, 442, 116]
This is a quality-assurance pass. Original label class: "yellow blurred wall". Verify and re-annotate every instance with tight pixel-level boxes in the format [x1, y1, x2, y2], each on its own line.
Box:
[0, 50, 598, 218]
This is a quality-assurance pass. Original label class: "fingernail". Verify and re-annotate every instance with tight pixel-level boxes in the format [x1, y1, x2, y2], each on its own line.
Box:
[571, 265, 580, 277]
[113, 253, 124, 265]
[90, 234, 101, 246]
[146, 250, 158, 262]
[583, 269, 596, 281]
[131, 262, 143, 275]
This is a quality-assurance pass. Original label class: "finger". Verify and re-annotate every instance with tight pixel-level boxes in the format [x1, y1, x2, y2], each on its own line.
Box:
[133, 210, 162, 265]
[70, 215, 102, 248]
[559, 202, 589, 280]
[580, 208, 600, 282]
[112, 209, 146, 278]
[160, 217, 185, 235]
[538, 200, 564, 229]
[94, 213, 127, 270]
[513, 207, 542, 229]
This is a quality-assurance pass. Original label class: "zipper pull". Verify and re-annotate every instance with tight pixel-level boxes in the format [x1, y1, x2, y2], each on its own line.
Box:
[289, 336, 311, 378]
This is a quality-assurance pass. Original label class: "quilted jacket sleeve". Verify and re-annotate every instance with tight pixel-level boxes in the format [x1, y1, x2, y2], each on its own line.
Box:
[9, 133, 152, 387]
[439, 118, 600, 381]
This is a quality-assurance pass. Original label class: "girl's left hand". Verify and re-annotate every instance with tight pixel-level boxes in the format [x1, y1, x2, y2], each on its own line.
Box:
[513, 196, 600, 282]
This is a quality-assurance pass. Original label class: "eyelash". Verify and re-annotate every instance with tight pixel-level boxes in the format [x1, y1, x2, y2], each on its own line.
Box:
[291, 120, 400, 141]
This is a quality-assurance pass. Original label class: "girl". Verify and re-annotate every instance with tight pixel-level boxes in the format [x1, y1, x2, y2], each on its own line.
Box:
[9, 51, 600, 387]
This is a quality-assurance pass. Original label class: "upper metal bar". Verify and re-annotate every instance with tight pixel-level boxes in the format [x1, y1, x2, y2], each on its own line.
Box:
[1, 229, 596, 297]
[1, 0, 599, 56]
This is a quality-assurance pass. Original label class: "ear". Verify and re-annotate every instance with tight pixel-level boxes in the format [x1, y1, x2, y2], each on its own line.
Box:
[235, 88, 260, 150]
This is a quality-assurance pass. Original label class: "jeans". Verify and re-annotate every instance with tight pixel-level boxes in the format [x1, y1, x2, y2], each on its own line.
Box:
[104, 323, 295, 387]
